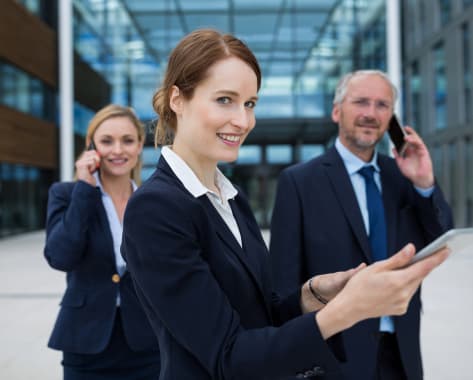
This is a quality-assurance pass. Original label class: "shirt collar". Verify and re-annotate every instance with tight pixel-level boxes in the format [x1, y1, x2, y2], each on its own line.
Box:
[335, 137, 380, 175]
[93, 172, 137, 195]
[161, 146, 238, 200]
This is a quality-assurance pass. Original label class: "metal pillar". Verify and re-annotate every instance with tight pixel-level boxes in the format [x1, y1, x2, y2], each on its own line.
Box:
[386, 0, 402, 118]
[59, 0, 74, 181]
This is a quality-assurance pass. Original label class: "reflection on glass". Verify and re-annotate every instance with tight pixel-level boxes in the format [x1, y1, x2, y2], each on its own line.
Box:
[0, 61, 54, 121]
[74, 103, 95, 137]
[300, 145, 324, 162]
[439, 0, 451, 26]
[16, 0, 41, 15]
[142, 147, 161, 166]
[433, 43, 447, 129]
[449, 142, 457, 213]
[466, 139, 473, 226]
[410, 61, 422, 131]
[433, 145, 444, 186]
[0, 163, 51, 238]
[463, 23, 471, 122]
[236, 146, 262, 164]
[267, 145, 292, 164]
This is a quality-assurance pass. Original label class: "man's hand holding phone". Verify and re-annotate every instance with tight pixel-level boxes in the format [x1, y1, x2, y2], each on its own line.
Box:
[75, 141, 101, 186]
[390, 121, 435, 190]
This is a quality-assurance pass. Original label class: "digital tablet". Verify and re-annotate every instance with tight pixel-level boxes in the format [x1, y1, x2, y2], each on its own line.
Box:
[409, 228, 473, 265]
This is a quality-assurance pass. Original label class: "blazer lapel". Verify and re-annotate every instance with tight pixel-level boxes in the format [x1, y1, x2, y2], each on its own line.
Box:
[200, 196, 271, 318]
[322, 147, 373, 262]
[93, 189, 117, 263]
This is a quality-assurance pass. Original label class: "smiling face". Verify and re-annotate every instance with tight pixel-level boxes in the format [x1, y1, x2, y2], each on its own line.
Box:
[170, 56, 258, 169]
[93, 116, 143, 179]
[332, 73, 394, 160]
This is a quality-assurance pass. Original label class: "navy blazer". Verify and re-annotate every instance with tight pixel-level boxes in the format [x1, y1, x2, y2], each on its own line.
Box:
[121, 157, 346, 380]
[270, 147, 453, 380]
[44, 181, 159, 355]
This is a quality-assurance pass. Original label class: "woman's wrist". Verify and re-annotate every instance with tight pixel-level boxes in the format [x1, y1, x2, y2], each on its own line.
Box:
[315, 296, 356, 340]
[300, 278, 327, 313]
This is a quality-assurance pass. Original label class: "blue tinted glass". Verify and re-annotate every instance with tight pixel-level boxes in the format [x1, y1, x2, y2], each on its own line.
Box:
[267, 145, 292, 164]
[141, 167, 156, 182]
[237, 146, 262, 164]
[300, 145, 324, 162]
[142, 147, 161, 166]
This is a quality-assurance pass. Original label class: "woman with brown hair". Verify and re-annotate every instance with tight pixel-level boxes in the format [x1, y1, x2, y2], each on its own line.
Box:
[121, 29, 448, 380]
[44, 104, 160, 379]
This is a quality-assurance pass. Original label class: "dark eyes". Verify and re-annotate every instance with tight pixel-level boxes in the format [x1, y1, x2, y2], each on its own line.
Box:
[99, 139, 136, 145]
[245, 100, 256, 109]
[217, 97, 231, 104]
[216, 97, 256, 109]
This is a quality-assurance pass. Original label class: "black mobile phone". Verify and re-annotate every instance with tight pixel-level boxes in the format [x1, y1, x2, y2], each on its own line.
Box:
[87, 140, 100, 173]
[387, 115, 408, 156]
[87, 140, 96, 151]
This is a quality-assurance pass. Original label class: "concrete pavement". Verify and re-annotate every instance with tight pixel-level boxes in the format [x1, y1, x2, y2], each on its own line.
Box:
[0, 230, 471, 379]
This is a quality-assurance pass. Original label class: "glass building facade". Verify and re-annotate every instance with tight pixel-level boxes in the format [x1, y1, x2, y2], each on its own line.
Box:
[403, 0, 473, 227]
[1, 0, 472, 238]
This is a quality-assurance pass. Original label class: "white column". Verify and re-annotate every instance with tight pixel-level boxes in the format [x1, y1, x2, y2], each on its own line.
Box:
[386, 0, 402, 118]
[59, 0, 74, 181]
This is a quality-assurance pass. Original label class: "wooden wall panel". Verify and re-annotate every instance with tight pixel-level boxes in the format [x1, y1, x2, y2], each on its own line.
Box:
[0, 1, 56, 87]
[0, 105, 57, 169]
[0, 1, 111, 109]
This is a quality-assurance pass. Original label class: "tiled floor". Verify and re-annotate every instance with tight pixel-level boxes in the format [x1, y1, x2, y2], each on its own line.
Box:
[0, 230, 471, 379]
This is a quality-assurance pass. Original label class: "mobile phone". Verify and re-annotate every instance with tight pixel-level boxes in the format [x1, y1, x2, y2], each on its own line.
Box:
[87, 140, 96, 151]
[87, 140, 100, 172]
[408, 228, 473, 266]
[388, 115, 408, 156]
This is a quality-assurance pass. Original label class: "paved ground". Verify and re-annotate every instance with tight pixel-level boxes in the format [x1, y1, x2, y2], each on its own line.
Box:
[0, 230, 472, 379]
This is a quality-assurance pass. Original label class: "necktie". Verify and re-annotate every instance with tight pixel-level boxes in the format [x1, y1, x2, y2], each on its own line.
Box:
[358, 165, 394, 333]
[358, 165, 387, 262]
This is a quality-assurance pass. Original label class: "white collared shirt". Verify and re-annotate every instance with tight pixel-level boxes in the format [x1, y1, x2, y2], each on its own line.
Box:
[161, 146, 242, 247]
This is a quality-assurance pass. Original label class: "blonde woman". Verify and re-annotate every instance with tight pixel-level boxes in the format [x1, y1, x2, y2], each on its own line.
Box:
[44, 105, 160, 379]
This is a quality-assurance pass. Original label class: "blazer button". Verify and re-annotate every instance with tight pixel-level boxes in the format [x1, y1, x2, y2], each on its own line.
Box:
[111, 273, 120, 283]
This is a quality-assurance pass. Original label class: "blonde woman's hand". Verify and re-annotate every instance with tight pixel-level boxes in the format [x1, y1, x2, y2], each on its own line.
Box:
[75, 150, 100, 186]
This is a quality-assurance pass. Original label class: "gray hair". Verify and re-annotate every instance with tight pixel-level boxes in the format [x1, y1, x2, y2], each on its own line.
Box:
[333, 70, 398, 104]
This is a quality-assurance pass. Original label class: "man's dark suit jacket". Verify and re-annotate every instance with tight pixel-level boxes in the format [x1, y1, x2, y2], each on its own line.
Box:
[121, 157, 345, 380]
[270, 146, 453, 380]
[44, 181, 159, 355]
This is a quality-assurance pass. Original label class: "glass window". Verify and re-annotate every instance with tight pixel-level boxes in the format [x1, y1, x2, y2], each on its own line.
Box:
[140, 147, 161, 182]
[438, 0, 451, 26]
[432, 145, 444, 186]
[300, 145, 324, 162]
[466, 139, 473, 226]
[449, 142, 457, 214]
[0, 60, 55, 122]
[74, 102, 95, 137]
[142, 147, 161, 167]
[0, 163, 52, 238]
[15, 0, 41, 15]
[410, 61, 422, 130]
[433, 43, 447, 130]
[463, 23, 472, 122]
[236, 146, 262, 164]
[266, 145, 292, 164]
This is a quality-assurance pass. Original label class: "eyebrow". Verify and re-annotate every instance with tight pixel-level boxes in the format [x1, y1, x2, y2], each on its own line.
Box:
[215, 89, 259, 101]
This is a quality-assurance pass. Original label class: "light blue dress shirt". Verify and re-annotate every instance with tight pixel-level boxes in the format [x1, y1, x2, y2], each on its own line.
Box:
[334, 138, 434, 332]
[94, 172, 137, 306]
